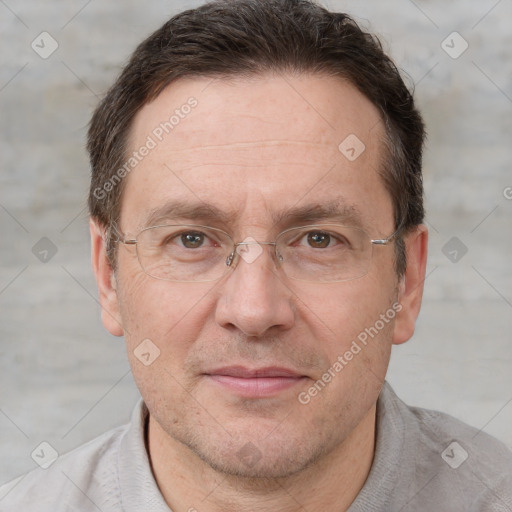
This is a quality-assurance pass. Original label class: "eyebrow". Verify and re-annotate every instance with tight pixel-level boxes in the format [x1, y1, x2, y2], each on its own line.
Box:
[140, 198, 363, 231]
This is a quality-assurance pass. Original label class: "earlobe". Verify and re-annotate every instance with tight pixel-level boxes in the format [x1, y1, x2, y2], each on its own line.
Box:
[392, 224, 428, 345]
[89, 219, 124, 337]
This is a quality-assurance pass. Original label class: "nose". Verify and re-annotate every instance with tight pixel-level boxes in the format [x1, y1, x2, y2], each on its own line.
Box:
[215, 243, 295, 337]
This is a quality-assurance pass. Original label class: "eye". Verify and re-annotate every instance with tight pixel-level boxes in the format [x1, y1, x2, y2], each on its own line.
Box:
[306, 231, 332, 248]
[292, 229, 352, 250]
[160, 230, 211, 249]
[179, 231, 205, 249]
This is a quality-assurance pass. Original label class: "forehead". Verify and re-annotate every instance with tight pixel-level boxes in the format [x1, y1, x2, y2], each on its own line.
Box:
[121, 73, 391, 233]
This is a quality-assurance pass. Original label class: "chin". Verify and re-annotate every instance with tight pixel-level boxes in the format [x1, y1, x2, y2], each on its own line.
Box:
[172, 422, 335, 480]
[193, 446, 316, 480]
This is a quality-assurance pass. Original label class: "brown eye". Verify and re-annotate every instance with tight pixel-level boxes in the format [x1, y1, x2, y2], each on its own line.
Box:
[180, 232, 205, 248]
[307, 232, 331, 248]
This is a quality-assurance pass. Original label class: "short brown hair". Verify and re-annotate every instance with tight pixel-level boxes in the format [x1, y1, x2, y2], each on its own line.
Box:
[87, 0, 425, 275]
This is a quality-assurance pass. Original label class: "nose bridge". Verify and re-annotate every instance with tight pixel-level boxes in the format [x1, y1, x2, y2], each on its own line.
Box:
[226, 238, 278, 269]
[229, 239, 282, 287]
[216, 239, 294, 337]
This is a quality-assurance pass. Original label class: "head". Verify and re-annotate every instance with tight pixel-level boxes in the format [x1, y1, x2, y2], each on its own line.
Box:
[88, 0, 428, 479]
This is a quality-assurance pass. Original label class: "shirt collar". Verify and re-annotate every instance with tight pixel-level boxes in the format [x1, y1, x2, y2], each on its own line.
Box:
[348, 381, 406, 511]
[117, 400, 172, 512]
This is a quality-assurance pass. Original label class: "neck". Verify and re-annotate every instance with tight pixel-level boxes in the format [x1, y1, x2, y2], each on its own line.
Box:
[148, 404, 376, 512]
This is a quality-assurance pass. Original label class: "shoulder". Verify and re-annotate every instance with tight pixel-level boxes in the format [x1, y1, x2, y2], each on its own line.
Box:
[383, 383, 512, 510]
[0, 424, 127, 512]
[408, 399, 512, 472]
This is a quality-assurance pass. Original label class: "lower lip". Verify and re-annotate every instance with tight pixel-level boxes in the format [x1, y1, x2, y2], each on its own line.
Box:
[207, 375, 305, 397]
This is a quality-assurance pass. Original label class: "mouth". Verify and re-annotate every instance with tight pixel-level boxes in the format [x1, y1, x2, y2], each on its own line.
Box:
[204, 366, 308, 398]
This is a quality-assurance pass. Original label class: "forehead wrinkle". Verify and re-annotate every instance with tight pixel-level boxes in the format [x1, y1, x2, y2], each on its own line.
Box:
[164, 139, 333, 153]
[158, 141, 337, 174]
[170, 161, 316, 173]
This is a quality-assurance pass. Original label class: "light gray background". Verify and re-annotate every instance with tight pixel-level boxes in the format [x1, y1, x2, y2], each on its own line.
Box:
[1, 0, 511, 485]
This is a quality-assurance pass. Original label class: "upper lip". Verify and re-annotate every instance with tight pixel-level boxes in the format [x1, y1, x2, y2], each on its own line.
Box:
[205, 366, 304, 378]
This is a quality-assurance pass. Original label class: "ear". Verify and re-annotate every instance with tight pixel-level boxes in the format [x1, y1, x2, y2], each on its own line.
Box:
[89, 219, 124, 337]
[392, 224, 428, 345]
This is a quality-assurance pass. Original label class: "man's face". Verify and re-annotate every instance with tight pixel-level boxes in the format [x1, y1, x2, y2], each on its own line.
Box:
[102, 74, 409, 477]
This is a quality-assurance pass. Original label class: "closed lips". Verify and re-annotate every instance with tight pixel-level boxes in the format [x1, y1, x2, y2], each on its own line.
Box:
[205, 366, 304, 378]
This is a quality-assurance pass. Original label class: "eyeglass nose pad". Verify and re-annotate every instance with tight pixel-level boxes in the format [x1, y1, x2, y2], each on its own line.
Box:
[225, 251, 235, 267]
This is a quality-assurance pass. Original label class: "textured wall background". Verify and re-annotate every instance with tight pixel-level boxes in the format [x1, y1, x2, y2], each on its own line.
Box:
[1, 0, 511, 485]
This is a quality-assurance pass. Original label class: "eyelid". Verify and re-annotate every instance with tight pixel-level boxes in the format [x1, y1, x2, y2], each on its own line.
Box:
[303, 228, 346, 243]
[280, 223, 354, 236]
[168, 226, 227, 247]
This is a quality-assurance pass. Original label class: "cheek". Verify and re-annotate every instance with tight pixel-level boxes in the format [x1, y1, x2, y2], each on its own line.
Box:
[295, 274, 396, 340]
[116, 272, 217, 360]
[117, 278, 214, 412]
[293, 275, 397, 390]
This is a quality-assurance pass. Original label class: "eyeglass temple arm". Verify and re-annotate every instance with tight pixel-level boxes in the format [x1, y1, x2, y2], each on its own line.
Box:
[109, 224, 137, 245]
[371, 223, 404, 245]
[371, 238, 392, 245]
